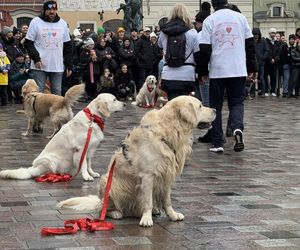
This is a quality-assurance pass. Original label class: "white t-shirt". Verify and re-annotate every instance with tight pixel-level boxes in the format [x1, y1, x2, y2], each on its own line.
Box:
[158, 28, 199, 81]
[199, 9, 253, 78]
[26, 17, 70, 72]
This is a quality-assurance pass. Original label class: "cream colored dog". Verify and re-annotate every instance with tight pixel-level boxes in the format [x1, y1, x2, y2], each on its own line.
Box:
[22, 79, 84, 138]
[132, 75, 157, 107]
[0, 93, 125, 181]
[58, 96, 216, 226]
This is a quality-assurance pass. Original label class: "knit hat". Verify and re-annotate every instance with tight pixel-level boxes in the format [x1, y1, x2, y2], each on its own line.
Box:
[43, 1, 58, 11]
[289, 34, 296, 40]
[269, 28, 277, 34]
[150, 32, 157, 38]
[97, 27, 105, 35]
[73, 28, 81, 37]
[13, 27, 21, 35]
[117, 27, 125, 33]
[211, 0, 228, 7]
[84, 38, 94, 46]
[2, 26, 13, 35]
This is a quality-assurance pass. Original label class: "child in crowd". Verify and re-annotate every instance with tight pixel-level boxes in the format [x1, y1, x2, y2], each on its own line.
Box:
[97, 68, 115, 95]
[10, 52, 33, 103]
[0, 43, 11, 106]
[114, 64, 135, 100]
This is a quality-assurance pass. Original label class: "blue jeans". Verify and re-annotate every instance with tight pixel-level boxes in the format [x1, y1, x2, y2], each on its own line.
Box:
[32, 70, 64, 95]
[282, 64, 291, 94]
[209, 77, 246, 147]
[258, 64, 266, 95]
[199, 79, 210, 107]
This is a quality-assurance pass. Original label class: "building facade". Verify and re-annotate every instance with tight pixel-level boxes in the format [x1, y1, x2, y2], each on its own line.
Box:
[253, 0, 300, 38]
[1, 0, 253, 34]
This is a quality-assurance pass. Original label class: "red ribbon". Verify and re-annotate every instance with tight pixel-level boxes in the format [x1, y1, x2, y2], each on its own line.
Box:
[40, 160, 116, 236]
[35, 173, 72, 183]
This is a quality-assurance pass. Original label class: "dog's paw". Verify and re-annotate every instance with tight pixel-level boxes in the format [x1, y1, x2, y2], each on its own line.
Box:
[82, 175, 94, 181]
[22, 132, 29, 136]
[108, 210, 123, 219]
[139, 215, 153, 227]
[90, 172, 100, 178]
[152, 207, 161, 216]
[168, 212, 184, 222]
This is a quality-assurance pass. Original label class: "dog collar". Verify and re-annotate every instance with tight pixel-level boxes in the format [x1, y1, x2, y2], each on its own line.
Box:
[83, 107, 105, 131]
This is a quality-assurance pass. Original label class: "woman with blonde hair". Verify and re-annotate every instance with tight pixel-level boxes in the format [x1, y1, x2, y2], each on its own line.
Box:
[158, 3, 199, 100]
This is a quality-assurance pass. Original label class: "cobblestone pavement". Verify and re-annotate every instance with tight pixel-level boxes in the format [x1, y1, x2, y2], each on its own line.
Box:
[1, 96, 300, 249]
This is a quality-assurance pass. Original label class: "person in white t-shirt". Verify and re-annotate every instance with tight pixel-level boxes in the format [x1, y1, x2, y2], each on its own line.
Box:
[197, 0, 257, 153]
[24, 1, 72, 95]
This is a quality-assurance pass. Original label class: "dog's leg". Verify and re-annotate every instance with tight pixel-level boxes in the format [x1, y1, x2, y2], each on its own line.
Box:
[87, 157, 100, 178]
[107, 210, 123, 219]
[22, 118, 34, 136]
[139, 174, 154, 227]
[145, 95, 150, 106]
[163, 186, 184, 222]
[73, 151, 93, 181]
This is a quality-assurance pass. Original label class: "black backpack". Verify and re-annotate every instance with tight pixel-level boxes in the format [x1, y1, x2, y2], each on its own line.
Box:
[165, 32, 191, 67]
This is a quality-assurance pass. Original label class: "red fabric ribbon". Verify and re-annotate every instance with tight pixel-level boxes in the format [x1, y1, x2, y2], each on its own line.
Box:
[35, 173, 72, 183]
[83, 107, 105, 131]
[40, 160, 116, 236]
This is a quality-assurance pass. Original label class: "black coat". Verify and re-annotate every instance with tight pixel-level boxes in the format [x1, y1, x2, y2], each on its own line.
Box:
[118, 44, 135, 67]
[79, 48, 102, 77]
[135, 34, 156, 69]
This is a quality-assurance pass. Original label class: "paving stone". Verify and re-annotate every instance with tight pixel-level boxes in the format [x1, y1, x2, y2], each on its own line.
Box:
[260, 230, 300, 239]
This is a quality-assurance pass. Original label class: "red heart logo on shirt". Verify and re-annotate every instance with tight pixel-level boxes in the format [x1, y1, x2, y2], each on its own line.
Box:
[226, 27, 232, 33]
[52, 32, 57, 37]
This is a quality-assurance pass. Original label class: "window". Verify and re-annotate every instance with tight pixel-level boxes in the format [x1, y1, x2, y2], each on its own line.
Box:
[273, 7, 281, 17]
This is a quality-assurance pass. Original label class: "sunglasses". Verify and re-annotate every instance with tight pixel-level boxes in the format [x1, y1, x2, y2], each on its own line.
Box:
[47, 3, 57, 9]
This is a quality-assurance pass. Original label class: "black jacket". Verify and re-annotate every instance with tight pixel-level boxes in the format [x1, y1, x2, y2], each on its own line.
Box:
[265, 38, 281, 64]
[135, 34, 156, 69]
[118, 44, 135, 67]
[252, 28, 269, 66]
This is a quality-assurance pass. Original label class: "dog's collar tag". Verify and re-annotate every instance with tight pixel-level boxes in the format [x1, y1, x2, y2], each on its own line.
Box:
[83, 107, 105, 131]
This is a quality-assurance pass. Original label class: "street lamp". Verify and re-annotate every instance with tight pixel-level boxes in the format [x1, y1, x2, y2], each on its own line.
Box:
[98, 10, 104, 21]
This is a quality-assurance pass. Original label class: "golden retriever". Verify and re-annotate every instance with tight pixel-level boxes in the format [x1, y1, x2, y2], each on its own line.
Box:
[132, 75, 157, 107]
[57, 96, 216, 226]
[22, 79, 85, 138]
[0, 93, 125, 181]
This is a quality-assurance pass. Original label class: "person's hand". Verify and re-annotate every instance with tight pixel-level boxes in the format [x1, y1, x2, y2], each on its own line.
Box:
[106, 54, 112, 59]
[2, 69, 8, 73]
[248, 72, 258, 83]
[66, 69, 72, 77]
[271, 58, 275, 64]
[35, 61, 42, 69]
[19, 68, 25, 74]
[199, 75, 208, 85]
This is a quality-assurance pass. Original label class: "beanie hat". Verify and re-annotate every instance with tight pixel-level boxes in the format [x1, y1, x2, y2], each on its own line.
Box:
[13, 27, 21, 35]
[73, 28, 81, 37]
[117, 27, 125, 33]
[2, 26, 13, 35]
[84, 38, 94, 46]
[150, 32, 157, 38]
[130, 28, 138, 32]
[43, 1, 58, 11]
[211, 0, 228, 7]
[97, 27, 105, 35]
[269, 28, 277, 34]
[289, 34, 296, 40]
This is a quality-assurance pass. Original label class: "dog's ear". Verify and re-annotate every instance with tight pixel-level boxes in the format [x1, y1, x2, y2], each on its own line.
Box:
[97, 101, 110, 117]
[177, 102, 197, 126]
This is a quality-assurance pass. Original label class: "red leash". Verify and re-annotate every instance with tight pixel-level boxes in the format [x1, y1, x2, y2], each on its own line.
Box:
[41, 160, 116, 236]
[35, 108, 104, 183]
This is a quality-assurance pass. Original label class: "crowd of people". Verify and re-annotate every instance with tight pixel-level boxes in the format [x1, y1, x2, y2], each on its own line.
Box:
[1, 0, 300, 153]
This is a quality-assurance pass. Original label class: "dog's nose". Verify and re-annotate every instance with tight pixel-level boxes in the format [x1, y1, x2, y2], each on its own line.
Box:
[123, 102, 126, 106]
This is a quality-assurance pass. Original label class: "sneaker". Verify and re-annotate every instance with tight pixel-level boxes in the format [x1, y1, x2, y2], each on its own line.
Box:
[233, 129, 244, 152]
[209, 146, 224, 153]
[264, 93, 269, 97]
[271, 93, 277, 97]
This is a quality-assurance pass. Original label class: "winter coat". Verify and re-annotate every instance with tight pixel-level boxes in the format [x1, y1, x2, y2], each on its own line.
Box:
[0, 52, 11, 85]
[291, 46, 300, 67]
[79, 48, 102, 77]
[135, 34, 156, 69]
[280, 43, 293, 65]
[265, 37, 281, 64]
[114, 70, 132, 87]
[252, 28, 269, 66]
[10, 61, 32, 90]
[118, 44, 135, 67]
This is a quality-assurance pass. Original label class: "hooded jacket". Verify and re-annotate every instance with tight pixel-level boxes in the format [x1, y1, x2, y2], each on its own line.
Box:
[252, 28, 269, 66]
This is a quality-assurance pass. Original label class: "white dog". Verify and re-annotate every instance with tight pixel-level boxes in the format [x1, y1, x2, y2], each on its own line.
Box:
[0, 94, 125, 181]
[132, 75, 157, 107]
[58, 96, 216, 226]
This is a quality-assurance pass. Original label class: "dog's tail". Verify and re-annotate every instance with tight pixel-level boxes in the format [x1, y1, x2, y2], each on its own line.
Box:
[57, 195, 102, 211]
[64, 84, 85, 106]
[0, 166, 45, 180]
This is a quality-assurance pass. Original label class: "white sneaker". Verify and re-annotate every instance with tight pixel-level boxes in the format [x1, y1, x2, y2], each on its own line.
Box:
[233, 129, 245, 152]
[209, 146, 224, 153]
[264, 93, 269, 97]
[271, 93, 277, 97]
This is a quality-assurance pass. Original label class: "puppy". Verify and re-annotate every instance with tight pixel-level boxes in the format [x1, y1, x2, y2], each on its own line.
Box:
[58, 96, 216, 226]
[22, 79, 84, 138]
[0, 93, 125, 181]
[132, 75, 157, 107]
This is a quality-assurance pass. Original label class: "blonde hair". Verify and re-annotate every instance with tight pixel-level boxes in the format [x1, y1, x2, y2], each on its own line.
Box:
[168, 3, 193, 29]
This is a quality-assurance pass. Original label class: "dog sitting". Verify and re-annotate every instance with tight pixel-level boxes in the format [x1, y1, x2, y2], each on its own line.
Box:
[22, 79, 84, 138]
[58, 96, 216, 226]
[0, 93, 125, 181]
[132, 75, 157, 108]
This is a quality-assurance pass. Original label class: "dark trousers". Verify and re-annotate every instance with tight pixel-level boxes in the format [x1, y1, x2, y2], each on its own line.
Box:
[82, 75, 99, 99]
[0, 85, 8, 105]
[138, 67, 152, 92]
[209, 77, 246, 147]
[289, 66, 300, 95]
[265, 63, 278, 94]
